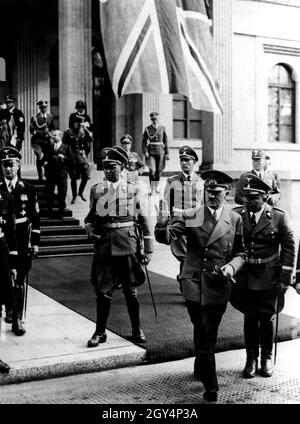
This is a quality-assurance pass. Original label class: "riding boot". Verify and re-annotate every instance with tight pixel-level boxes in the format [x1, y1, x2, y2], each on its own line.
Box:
[12, 287, 25, 336]
[124, 288, 146, 343]
[260, 316, 274, 377]
[243, 315, 259, 378]
[87, 295, 111, 347]
[78, 176, 88, 201]
[71, 179, 77, 202]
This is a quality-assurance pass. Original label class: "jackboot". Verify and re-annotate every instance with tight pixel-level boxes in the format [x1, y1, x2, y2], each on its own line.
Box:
[87, 295, 111, 348]
[12, 319, 26, 336]
[260, 315, 274, 377]
[243, 354, 258, 378]
[124, 288, 146, 343]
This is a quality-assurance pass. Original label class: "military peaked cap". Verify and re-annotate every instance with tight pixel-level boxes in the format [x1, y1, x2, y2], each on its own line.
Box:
[75, 100, 86, 109]
[101, 146, 128, 166]
[0, 146, 22, 161]
[201, 169, 233, 191]
[37, 100, 48, 107]
[252, 150, 265, 160]
[179, 145, 198, 162]
[120, 134, 133, 144]
[242, 173, 271, 195]
[149, 112, 159, 118]
[6, 95, 17, 103]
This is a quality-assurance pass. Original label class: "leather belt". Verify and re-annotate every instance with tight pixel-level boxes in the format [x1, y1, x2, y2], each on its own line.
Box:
[148, 141, 163, 145]
[246, 252, 279, 265]
[102, 221, 135, 229]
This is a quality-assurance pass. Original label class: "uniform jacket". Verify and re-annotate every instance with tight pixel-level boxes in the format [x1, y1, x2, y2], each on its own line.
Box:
[8, 107, 25, 142]
[164, 172, 204, 216]
[43, 143, 72, 179]
[163, 172, 204, 262]
[155, 205, 245, 305]
[85, 178, 154, 257]
[0, 189, 17, 270]
[233, 204, 295, 290]
[69, 112, 93, 132]
[142, 124, 169, 156]
[30, 113, 55, 144]
[235, 169, 281, 206]
[62, 128, 92, 161]
[0, 180, 40, 263]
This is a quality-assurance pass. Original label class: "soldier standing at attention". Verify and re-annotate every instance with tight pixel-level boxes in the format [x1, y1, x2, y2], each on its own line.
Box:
[163, 146, 203, 288]
[235, 150, 281, 207]
[85, 146, 154, 347]
[0, 146, 40, 336]
[30, 100, 55, 181]
[142, 112, 169, 193]
[231, 174, 295, 379]
[5, 95, 25, 152]
[68, 100, 93, 139]
[155, 170, 245, 403]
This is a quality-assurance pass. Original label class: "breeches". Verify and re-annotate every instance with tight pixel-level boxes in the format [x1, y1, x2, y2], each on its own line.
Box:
[148, 155, 164, 181]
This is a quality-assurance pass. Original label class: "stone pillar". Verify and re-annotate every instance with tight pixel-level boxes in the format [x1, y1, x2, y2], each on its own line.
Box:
[201, 0, 233, 170]
[58, 0, 92, 132]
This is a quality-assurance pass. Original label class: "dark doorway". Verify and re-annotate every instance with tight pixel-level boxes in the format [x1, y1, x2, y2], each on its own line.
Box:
[50, 40, 59, 129]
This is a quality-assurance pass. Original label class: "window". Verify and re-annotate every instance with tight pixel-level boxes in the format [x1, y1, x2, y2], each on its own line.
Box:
[0, 57, 5, 81]
[173, 94, 202, 139]
[268, 64, 295, 143]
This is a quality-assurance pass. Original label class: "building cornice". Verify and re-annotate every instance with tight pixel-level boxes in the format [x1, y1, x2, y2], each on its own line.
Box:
[264, 43, 300, 56]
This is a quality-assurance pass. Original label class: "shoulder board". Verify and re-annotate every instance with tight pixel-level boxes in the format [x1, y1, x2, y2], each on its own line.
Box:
[232, 206, 245, 213]
[273, 206, 285, 213]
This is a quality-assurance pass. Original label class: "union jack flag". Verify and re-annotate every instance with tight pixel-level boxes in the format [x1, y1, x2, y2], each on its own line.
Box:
[99, 0, 222, 113]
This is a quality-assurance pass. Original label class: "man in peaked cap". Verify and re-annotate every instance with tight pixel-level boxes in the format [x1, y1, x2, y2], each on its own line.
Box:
[120, 134, 145, 184]
[5, 96, 25, 152]
[142, 111, 169, 193]
[155, 169, 245, 403]
[84, 146, 154, 347]
[235, 150, 281, 206]
[69, 100, 93, 138]
[163, 146, 203, 291]
[231, 173, 295, 379]
[0, 146, 40, 336]
[30, 100, 55, 181]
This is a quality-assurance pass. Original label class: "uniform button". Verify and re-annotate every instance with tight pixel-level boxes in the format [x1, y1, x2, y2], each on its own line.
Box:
[204, 248, 208, 251]
[204, 258, 207, 262]
[203, 269, 206, 272]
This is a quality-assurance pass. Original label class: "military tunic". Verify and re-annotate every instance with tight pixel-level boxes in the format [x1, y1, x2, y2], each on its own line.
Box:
[163, 172, 204, 262]
[85, 178, 153, 294]
[142, 124, 168, 181]
[0, 179, 40, 281]
[0, 189, 17, 305]
[231, 204, 295, 315]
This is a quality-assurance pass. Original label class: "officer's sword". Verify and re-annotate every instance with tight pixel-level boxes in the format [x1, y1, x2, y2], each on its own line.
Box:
[274, 294, 280, 366]
[144, 263, 159, 323]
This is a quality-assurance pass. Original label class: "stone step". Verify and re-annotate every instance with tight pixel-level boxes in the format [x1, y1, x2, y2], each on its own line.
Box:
[41, 225, 86, 236]
[38, 244, 94, 256]
[40, 234, 90, 246]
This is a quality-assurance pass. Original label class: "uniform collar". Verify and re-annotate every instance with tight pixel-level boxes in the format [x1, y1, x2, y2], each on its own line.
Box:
[5, 176, 18, 190]
[207, 205, 223, 221]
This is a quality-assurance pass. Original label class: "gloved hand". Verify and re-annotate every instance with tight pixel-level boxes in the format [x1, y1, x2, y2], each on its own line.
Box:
[219, 264, 235, 281]
[155, 199, 170, 227]
[141, 252, 152, 265]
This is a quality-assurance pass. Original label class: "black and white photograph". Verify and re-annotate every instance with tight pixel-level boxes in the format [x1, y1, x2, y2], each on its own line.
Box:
[1, 0, 300, 415]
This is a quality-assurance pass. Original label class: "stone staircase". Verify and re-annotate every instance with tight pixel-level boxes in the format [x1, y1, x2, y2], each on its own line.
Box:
[25, 179, 94, 257]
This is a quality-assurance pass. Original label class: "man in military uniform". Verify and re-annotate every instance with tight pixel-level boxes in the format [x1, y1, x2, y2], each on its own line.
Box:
[235, 150, 281, 206]
[263, 155, 281, 206]
[0, 177, 17, 373]
[63, 116, 92, 204]
[30, 100, 55, 181]
[142, 112, 169, 193]
[155, 170, 245, 403]
[85, 146, 154, 347]
[5, 96, 25, 151]
[0, 146, 40, 336]
[231, 174, 295, 378]
[163, 146, 203, 288]
[120, 134, 145, 184]
[69, 100, 93, 139]
[42, 130, 72, 219]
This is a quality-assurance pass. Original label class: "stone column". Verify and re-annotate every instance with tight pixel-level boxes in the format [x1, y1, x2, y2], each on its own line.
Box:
[58, 0, 92, 132]
[201, 0, 233, 170]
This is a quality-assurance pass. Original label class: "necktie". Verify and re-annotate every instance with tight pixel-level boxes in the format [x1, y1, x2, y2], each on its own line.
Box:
[187, 175, 191, 182]
[250, 213, 256, 228]
[212, 209, 217, 222]
[8, 181, 14, 193]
